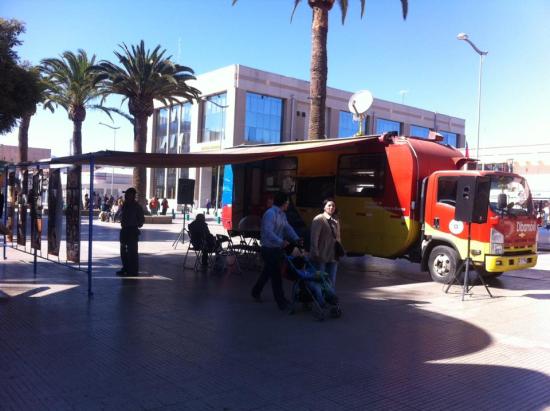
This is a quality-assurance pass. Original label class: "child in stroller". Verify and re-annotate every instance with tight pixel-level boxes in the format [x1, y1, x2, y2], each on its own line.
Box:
[285, 246, 341, 320]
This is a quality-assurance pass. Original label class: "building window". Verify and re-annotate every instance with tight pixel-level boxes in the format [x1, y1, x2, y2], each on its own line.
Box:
[166, 168, 177, 199]
[410, 125, 430, 138]
[245, 92, 283, 144]
[336, 153, 386, 197]
[154, 168, 165, 198]
[375, 118, 401, 134]
[201, 93, 227, 143]
[338, 111, 359, 138]
[180, 102, 192, 153]
[168, 105, 178, 154]
[439, 131, 458, 147]
[155, 108, 168, 153]
[179, 102, 192, 181]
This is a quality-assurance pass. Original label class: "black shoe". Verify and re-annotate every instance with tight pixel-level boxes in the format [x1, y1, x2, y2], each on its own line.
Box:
[280, 304, 294, 315]
[116, 270, 127, 276]
[251, 291, 262, 303]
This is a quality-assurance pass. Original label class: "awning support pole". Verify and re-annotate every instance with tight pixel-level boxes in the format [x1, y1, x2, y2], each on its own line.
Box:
[3, 166, 9, 260]
[87, 159, 94, 297]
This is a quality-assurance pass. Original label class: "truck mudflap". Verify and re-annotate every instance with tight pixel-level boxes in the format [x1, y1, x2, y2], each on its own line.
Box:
[485, 253, 538, 272]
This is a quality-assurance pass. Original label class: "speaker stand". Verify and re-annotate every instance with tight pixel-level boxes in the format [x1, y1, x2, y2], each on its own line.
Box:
[445, 222, 493, 300]
[172, 204, 188, 249]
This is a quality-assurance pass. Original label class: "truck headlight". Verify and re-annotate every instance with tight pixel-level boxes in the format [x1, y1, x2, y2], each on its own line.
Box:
[490, 228, 504, 255]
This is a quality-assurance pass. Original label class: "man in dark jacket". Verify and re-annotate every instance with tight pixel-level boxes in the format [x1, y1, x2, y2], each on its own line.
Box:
[117, 187, 145, 276]
[188, 213, 217, 266]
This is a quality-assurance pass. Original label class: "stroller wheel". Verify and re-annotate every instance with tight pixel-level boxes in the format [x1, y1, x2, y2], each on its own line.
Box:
[330, 306, 342, 318]
[313, 306, 326, 321]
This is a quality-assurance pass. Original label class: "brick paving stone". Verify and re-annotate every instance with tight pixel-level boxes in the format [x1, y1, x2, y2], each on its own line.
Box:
[0, 221, 549, 410]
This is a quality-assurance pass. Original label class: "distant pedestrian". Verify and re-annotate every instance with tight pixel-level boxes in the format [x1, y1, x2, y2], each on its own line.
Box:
[161, 198, 169, 215]
[206, 199, 211, 215]
[149, 196, 159, 215]
[309, 199, 343, 289]
[117, 187, 145, 276]
[251, 192, 301, 311]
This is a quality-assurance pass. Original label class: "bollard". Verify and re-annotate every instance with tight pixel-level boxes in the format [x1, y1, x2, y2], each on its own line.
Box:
[217, 215, 221, 224]
[186, 213, 190, 221]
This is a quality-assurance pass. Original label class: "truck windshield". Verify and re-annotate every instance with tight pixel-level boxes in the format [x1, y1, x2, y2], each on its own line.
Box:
[489, 176, 532, 216]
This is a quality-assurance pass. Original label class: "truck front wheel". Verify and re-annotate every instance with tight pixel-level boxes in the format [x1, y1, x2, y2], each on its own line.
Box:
[428, 245, 461, 283]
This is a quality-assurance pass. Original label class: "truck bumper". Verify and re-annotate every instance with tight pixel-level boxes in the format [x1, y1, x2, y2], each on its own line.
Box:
[485, 253, 538, 272]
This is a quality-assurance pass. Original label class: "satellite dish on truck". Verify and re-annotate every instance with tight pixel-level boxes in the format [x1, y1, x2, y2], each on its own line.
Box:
[348, 90, 373, 136]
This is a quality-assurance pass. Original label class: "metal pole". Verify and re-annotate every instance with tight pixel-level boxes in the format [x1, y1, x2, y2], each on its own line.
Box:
[99, 122, 119, 196]
[33, 165, 39, 276]
[111, 128, 116, 195]
[87, 159, 94, 297]
[475, 54, 484, 159]
[215, 166, 221, 215]
[3, 166, 9, 260]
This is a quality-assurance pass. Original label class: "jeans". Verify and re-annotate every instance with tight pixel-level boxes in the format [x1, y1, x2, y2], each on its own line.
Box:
[315, 261, 338, 289]
[120, 227, 140, 274]
[252, 246, 287, 309]
[305, 280, 336, 306]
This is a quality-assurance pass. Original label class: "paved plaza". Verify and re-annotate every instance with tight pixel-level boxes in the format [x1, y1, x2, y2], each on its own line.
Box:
[1, 215, 549, 410]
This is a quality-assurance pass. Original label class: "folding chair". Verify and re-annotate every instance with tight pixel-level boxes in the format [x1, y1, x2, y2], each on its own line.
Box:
[215, 234, 241, 274]
[183, 228, 215, 272]
[227, 229, 247, 255]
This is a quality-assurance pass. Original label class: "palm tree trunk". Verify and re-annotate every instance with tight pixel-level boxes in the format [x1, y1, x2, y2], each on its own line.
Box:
[72, 120, 83, 156]
[18, 113, 31, 163]
[308, 3, 330, 140]
[133, 113, 148, 209]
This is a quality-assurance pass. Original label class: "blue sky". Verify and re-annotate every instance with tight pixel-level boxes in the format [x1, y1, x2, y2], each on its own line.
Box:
[2, 0, 549, 156]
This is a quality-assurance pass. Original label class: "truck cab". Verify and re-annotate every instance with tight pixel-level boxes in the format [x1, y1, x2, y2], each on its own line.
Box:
[422, 170, 538, 283]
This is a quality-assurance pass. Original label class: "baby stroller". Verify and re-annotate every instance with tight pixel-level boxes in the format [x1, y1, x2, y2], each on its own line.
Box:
[284, 245, 342, 320]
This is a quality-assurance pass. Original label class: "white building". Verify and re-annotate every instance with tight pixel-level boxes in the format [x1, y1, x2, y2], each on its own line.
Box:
[147, 64, 466, 208]
[472, 143, 550, 200]
[81, 167, 133, 199]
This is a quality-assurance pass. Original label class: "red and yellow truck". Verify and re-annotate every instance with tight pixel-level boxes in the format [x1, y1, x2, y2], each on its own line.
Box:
[221, 134, 538, 282]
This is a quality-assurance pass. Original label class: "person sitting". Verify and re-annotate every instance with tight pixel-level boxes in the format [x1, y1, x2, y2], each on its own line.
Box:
[290, 254, 338, 308]
[187, 213, 218, 266]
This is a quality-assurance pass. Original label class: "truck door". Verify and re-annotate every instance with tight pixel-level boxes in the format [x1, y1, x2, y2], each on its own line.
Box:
[424, 175, 459, 239]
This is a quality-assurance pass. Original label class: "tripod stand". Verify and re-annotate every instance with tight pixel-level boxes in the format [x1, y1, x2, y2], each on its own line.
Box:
[445, 221, 493, 301]
[172, 205, 188, 249]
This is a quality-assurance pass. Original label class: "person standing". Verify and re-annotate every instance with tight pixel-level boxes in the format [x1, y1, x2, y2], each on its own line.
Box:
[161, 198, 169, 215]
[117, 187, 145, 276]
[149, 196, 159, 215]
[251, 192, 301, 311]
[309, 199, 343, 288]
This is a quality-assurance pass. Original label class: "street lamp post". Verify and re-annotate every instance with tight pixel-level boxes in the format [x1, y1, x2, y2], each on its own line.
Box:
[457, 33, 488, 159]
[99, 122, 120, 195]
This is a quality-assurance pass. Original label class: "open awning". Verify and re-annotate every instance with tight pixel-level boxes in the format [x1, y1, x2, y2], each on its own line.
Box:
[47, 136, 377, 168]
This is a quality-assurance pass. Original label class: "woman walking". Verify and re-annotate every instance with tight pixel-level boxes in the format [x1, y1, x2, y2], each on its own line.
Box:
[309, 199, 344, 288]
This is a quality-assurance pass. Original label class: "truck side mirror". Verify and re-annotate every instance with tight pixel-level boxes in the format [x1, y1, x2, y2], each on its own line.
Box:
[497, 193, 508, 210]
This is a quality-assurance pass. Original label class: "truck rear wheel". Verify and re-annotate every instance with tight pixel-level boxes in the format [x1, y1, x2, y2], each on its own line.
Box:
[428, 245, 461, 284]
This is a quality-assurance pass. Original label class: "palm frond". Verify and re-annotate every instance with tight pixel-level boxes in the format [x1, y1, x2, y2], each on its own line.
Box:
[92, 40, 201, 117]
[290, 0, 302, 22]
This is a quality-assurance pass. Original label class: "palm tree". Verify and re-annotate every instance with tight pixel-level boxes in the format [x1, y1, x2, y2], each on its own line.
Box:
[233, 0, 408, 140]
[17, 66, 54, 162]
[40, 49, 108, 155]
[91, 40, 201, 206]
